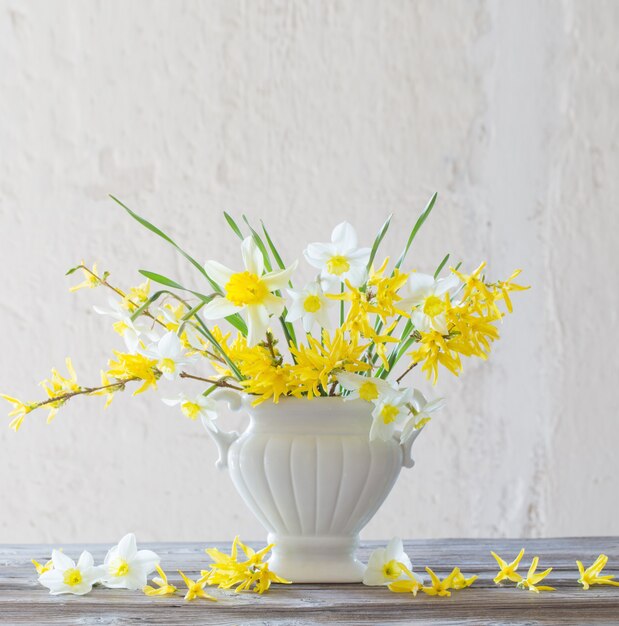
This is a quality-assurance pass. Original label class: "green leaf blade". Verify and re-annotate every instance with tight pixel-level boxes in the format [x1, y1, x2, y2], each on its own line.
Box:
[367, 214, 393, 270]
[394, 192, 438, 270]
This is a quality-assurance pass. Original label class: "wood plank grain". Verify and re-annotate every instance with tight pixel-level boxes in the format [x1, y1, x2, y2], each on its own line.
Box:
[1, 538, 619, 625]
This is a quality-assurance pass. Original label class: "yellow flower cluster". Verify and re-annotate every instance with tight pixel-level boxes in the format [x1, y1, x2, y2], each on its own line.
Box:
[106, 352, 160, 395]
[330, 260, 407, 370]
[202, 537, 290, 594]
[210, 327, 370, 404]
[409, 264, 528, 383]
[40, 358, 81, 423]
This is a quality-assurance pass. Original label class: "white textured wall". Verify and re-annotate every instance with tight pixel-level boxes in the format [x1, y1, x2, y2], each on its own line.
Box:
[1, 0, 618, 544]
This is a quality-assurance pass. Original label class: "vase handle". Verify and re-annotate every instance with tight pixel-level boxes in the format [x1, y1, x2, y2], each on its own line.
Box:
[399, 427, 423, 469]
[201, 389, 246, 470]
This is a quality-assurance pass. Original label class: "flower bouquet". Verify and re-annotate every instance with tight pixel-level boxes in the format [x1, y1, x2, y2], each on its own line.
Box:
[3, 193, 526, 582]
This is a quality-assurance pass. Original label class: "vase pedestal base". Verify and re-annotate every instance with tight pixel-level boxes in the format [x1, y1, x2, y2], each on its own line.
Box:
[267, 534, 365, 583]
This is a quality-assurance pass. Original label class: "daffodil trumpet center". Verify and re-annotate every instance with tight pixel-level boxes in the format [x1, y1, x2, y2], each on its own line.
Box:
[63, 568, 83, 586]
[358, 381, 379, 401]
[382, 560, 403, 579]
[181, 401, 202, 420]
[303, 295, 322, 313]
[158, 358, 176, 374]
[111, 559, 130, 577]
[225, 271, 269, 306]
[422, 294, 445, 317]
[326, 255, 350, 276]
[380, 403, 399, 424]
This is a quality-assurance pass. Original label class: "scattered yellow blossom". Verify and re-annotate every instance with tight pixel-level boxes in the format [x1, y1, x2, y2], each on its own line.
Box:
[203, 537, 290, 594]
[32, 558, 54, 575]
[516, 557, 554, 593]
[452, 570, 478, 590]
[143, 565, 178, 596]
[178, 570, 217, 602]
[387, 563, 424, 596]
[577, 554, 619, 590]
[421, 566, 461, 597]
[491, 548, 525, 585]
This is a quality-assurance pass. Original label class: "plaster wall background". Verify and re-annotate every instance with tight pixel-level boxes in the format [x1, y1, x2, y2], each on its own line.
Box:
[0, 0, 617, 543]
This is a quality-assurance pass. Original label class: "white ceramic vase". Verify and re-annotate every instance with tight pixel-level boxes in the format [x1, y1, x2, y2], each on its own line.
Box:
[203, 394, 421, 583]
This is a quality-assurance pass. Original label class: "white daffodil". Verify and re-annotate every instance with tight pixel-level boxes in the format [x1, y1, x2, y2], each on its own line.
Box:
[399, 273, 461, 334]
[401, 390, 446, 444]
[304, 222, 371, 292]
[101, 533, 160, 590]
[141, 331, 196, 379]
[370, 387, 413, 442]
[363, 538, 421, 586]
[202, 237, 297, 346]
[162, 392, 218, 429]
[285, 282, 332, 332]
[94, 297, 159, 353]
[38, 549, 105, 596]
[337, 372, 395, 402]
[156, 304, 204, 351]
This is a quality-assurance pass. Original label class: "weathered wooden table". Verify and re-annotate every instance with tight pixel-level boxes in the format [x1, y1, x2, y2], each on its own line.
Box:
[2, 537, 619, 624]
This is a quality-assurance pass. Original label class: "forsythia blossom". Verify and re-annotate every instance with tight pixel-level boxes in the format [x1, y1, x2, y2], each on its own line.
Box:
[577, 554, 619, 590]
[143, 565, 178, 596]
[202, 537, 290, 594]
[515, 556, 554, 593]
[491, 548, 525, 585]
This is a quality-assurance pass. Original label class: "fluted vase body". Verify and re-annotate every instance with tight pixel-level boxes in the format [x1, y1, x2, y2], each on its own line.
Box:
[205, 396, 419, 583]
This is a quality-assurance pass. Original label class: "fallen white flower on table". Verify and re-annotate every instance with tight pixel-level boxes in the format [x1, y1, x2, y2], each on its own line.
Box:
[363, 538, 421, 586]
[101, 533, 160, 590]
[38, 549, 105, 595]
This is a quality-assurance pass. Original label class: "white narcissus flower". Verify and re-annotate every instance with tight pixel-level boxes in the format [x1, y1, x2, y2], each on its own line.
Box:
[101, 533, 160, 590]
[38, 549, 105, 595]
[399, 273, 461, 334]
[202, 237, 297, 346]
[162, 393, 218, 429]
[363, 538, 421, 586]
[285, 282, 332, 332]
[141, 331, 197, 380]
[370, 388, 413, 442]
[337, 372, 395, 402]
[94, 297, 159, 353]
[156, 304, 203, 351]
[304, 222, 371, 292]
[401, 390, 446, 444]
